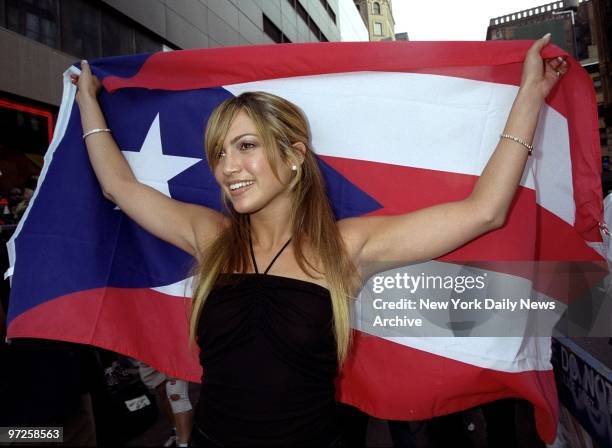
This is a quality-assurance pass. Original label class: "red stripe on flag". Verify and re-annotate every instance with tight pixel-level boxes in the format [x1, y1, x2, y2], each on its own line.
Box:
[8, 288, 202, 382]
[336, 331, 559, 444]
[103, 41, 565, 93]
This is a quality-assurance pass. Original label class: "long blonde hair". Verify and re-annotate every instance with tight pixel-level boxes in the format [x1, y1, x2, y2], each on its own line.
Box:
[189, 91, 359, 366]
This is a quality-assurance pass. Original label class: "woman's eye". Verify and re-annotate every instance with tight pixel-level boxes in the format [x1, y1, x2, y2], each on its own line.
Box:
[217, 149, 226, 158]
[240, 142, 256, 150]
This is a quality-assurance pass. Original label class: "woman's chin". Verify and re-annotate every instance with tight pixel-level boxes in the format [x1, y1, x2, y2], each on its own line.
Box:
[230, 199, 259, 215]
[229, 190, 288, 215]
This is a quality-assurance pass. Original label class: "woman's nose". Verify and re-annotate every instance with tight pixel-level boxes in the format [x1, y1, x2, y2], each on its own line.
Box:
[221, 153, 240, 176]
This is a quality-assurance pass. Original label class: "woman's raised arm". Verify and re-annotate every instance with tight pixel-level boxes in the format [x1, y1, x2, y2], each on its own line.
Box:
[72, 61, 226, 257]
[339, 34, 568, 274]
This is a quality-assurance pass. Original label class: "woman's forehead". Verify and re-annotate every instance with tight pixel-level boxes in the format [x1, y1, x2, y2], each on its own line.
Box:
[224, 110, 259, 141]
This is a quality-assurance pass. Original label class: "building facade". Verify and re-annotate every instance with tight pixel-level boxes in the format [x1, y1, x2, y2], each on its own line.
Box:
[591, 0, 612, 195]
[487, 0, 611, 194]
[487, 0, 592, 59]
[353, 0, 395, 41]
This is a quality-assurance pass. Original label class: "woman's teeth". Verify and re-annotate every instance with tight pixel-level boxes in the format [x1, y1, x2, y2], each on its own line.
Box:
[229, 181, 254, 191]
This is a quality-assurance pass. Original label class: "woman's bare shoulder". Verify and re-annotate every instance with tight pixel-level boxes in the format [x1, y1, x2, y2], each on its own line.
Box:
[191, 211, 231, 258]
[336, 217, 370, 261]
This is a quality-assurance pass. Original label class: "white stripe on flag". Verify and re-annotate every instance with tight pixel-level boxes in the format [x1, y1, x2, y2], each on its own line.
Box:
[152, 277, 194, 297]
[354, 260, 564, 373]
[224, 71, 575, 225]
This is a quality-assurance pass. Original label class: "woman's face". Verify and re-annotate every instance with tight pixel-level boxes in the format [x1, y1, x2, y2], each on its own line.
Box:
[213, 110, 294, 215]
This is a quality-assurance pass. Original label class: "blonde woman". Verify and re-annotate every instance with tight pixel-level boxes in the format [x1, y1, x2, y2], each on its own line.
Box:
[71, 35, 567, 447]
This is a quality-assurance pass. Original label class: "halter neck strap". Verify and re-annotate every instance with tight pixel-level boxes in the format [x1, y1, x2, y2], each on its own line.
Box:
[248, 234, 292, 275]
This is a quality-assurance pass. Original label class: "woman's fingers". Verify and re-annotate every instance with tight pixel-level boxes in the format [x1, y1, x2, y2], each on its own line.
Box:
[520, 34, 570, 97]
[548, 57, 564, 71]
[527, 33, 551, 56]
[549, 56, 568, 71]
[545, 57, 569, 77]
[72, 60, 99, 90]
[70, 60, 89, 86]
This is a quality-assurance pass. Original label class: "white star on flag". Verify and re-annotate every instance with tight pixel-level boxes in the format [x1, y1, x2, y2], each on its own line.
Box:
[121, 113, 201, 198]
[120, 113, 201, 294]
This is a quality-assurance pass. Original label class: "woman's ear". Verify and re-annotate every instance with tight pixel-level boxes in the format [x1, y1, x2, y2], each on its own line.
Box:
[291, 142, 307, 165]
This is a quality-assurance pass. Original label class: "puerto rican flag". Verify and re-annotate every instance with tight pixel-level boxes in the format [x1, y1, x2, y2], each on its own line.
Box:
[5, 42, 607, 444]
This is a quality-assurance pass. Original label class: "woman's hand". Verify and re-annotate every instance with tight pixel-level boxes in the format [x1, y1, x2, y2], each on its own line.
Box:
[70, 60, 102, 104]
[520, 33, 569, 100]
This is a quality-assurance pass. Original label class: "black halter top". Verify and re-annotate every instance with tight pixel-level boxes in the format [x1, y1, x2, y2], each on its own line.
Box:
[194, 238, 340, 447]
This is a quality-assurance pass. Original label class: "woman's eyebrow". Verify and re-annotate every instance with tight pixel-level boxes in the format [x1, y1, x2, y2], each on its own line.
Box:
[229, 133, 258, 145]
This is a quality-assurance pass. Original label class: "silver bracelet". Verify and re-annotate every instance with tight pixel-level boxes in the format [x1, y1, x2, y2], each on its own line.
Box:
[83, 128, 111, 140]
[500, 133, 533, 156]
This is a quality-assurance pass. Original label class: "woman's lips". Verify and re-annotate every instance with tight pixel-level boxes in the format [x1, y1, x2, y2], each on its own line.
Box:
[228, 183, 254, 197]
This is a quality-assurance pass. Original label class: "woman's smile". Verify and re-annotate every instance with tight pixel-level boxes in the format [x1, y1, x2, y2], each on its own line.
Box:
[227, 180, 255, 196]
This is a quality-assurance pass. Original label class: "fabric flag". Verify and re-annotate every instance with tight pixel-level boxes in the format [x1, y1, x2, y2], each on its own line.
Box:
[5, 42, 607, 444]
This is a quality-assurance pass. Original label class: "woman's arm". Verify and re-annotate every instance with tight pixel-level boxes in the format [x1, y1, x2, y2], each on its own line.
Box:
[339, 34, 568, 274]
[72, 61, 226, 257]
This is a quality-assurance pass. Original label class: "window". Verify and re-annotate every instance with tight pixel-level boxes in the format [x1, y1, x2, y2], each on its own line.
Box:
[373, 2, 381, 15]
[309, 17, 321, 39]
[296, 1, 308, 24]
[136, 31, 163, 54]
[373, 22, 383, 35]
[263, 14, 281, 43]
[285, 0, 329, 42]
[4, 0, 166, 58]
[60, 0, 101, 59]
[318, 0, 336, 23]
[6, 0, 60, 48]
[101, 12, 133, 57]
[326, 4, 336, 23]
[0, 0, 6, 27]
[263, 14, 291, 43]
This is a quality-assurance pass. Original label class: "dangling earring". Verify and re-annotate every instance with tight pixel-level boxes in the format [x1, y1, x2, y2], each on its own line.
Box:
[291, 165, 297, 171]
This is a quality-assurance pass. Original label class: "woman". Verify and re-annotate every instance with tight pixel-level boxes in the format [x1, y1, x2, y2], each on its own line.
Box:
[71, 34, 567, 447]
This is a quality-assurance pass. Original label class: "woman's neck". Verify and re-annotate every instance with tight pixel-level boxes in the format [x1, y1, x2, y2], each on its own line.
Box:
[248, 208, 294, 250]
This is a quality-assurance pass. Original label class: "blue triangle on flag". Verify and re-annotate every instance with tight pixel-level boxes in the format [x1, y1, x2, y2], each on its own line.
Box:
[317, 157, 382, 219]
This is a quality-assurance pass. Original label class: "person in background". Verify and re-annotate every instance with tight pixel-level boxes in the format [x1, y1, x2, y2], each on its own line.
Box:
[137, 361, 193, 447]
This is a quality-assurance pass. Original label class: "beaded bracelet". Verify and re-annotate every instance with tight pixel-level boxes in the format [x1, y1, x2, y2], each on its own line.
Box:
[500, 133, 533, 156]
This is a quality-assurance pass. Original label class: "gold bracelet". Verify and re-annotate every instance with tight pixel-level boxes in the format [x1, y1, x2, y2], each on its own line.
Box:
[500, 133, 533, 156]
[83, 128, 111, 140]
